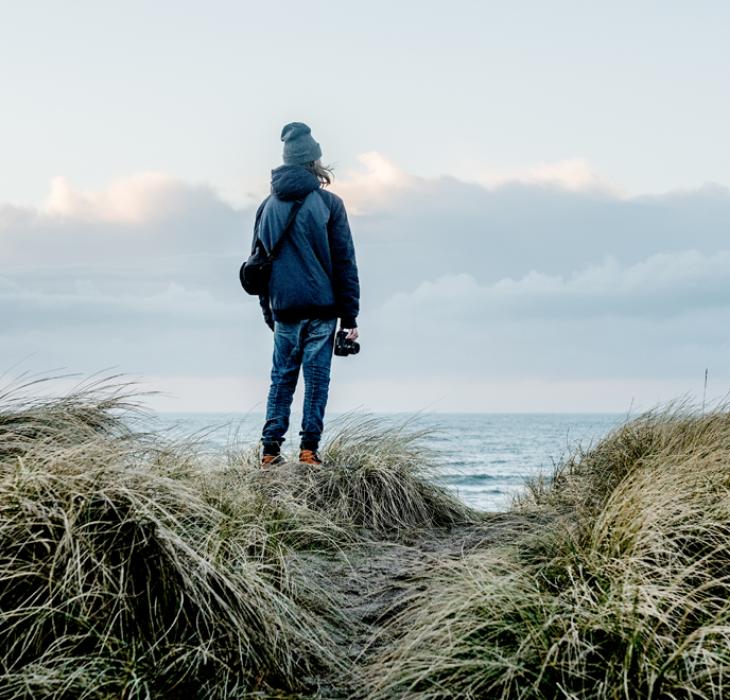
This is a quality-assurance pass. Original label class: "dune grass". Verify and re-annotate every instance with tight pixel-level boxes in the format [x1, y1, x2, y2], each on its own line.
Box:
[226, 414, 478, 535]
[0, 379, 476, 698]
[368, 406, 730, 699]
[0, 381, 345, 698]
[8, 378, 730, 699]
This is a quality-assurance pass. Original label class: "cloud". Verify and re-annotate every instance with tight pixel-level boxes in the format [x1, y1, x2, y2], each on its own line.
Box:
[328, 161, 730, 310]
[331, 152, 416, 215]
[354, 249, 730, 390]
[474, 158, 621, 195]
[2, 158, 730, 410]
[44, 173, 187, 223]
[0, 173, 244, 267]
[383, 250, 730, 321]
[0, 281, 246, 332]
[330, 153, 621, 217]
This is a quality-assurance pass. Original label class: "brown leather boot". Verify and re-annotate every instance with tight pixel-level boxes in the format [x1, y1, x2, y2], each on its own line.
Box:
[298, 449, 322, 466]
[261, 453, 284, 468]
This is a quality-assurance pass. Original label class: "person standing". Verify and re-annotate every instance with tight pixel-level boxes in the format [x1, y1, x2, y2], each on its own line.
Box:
[253, 122, 360, 466]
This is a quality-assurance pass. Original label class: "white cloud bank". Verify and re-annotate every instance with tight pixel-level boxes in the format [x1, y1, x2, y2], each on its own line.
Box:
[384, 250, 730, 321]
[43, 173, 183, 223]
[332, 153, 622, 217]
[2, 156, 730, 412]
[475, 158, 621, 195]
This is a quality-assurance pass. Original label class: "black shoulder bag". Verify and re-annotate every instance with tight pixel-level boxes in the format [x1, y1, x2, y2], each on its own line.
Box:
[239, 198, 304, 296]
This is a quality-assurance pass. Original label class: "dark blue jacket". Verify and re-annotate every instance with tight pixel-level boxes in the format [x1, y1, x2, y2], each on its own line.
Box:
[253, 165, 360, 329]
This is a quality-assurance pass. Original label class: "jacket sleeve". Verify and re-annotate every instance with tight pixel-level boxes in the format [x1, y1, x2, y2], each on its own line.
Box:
[248, 197, 275, 330]
[259, 294, 274, 331]
[327, 196, 360, 328]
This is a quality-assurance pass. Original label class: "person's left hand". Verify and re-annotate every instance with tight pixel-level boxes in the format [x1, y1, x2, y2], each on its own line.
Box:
[342, 327, 359, 341]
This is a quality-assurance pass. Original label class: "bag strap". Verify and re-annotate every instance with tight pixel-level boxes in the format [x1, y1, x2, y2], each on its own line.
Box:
[268, 197, 305, 258]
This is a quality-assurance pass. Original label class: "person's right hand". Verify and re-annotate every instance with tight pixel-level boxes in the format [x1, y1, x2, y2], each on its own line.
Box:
[342, 328, 359, 341]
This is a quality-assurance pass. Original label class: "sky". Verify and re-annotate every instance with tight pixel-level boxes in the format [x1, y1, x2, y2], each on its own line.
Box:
[2, 1, 730, 413]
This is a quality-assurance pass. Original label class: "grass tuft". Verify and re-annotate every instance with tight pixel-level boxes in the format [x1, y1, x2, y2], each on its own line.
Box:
[235, 414, 478, 535]
[369, 406, 730, 699]
[0, 381, 342, 698]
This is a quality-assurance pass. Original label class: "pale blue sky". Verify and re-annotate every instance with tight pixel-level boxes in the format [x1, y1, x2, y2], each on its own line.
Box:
[2, 1, 730, 412]
[2, 1, 730, 205]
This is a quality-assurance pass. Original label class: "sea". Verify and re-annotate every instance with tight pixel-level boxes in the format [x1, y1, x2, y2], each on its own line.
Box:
[156, 412, 625, 512]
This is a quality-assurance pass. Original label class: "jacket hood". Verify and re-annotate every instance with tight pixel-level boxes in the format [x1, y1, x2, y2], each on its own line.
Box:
[271, 164, 320, 201]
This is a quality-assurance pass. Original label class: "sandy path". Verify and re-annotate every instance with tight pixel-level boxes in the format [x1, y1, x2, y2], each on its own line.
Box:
[293, 513, 548, 698]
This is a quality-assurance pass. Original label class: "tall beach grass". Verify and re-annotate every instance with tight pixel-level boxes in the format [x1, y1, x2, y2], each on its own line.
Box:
[368, 406, 730, 699]
[6, 377, 730, 698]
[225, 413, 477, 535]
[0, 378, 473, 698]
[0, 380, 342, 698]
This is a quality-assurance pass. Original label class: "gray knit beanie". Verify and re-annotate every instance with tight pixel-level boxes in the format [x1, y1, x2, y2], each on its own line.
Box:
[281, 122, 322, 165]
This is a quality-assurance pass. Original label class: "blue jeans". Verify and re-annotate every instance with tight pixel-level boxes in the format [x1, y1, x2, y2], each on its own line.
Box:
[261, 318, 337, 452]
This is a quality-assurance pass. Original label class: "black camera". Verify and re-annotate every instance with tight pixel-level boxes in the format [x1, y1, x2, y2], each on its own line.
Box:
[334, 329, 360, 357]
